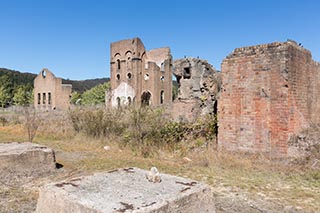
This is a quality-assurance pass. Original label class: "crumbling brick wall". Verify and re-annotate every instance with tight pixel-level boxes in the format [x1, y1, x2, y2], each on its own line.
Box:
[218, 40, 320, 156]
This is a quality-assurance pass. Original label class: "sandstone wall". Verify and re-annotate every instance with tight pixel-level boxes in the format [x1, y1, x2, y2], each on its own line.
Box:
[34, 68, 72, 111]
[218, 41, 320, 156]
[172, 58, 220, 122]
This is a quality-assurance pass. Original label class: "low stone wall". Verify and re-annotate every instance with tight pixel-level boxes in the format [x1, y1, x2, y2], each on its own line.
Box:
[35, 167, 215, 212]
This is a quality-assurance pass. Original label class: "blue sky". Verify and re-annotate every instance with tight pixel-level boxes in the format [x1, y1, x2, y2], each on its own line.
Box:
[0, 0, 319, 80]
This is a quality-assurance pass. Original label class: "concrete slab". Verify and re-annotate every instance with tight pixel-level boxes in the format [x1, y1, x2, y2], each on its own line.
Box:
[35, 167, 215, 212]
[0, 142, 56, 177]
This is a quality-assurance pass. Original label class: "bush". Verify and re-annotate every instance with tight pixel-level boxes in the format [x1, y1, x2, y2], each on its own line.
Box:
[69, 106, 218, 157]
[125, 107, 167, 157]
[23, 107, 41, 142]
[69, 106, 127, 138]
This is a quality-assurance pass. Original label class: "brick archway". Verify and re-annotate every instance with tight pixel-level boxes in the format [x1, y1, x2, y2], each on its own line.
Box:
[141, 91, 151, 106]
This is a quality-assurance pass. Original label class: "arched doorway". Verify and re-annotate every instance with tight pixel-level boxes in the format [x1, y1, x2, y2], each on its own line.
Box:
[141, 91, 151, 106]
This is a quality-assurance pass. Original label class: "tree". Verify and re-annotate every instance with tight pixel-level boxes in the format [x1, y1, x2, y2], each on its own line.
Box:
[0, 85, 11, 108]
[13, 85, 33, 106]
[0, 75, 13, 108]
[28, 89, 34, 105]
[70, 91, 82, 105]
[81, 82, 110, 105]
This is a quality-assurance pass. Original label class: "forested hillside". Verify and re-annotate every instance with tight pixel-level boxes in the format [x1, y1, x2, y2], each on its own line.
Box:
[62, 78, 109, 93]
[0, 68, 35, 87]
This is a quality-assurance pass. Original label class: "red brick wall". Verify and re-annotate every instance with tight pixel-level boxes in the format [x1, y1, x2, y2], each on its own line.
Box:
[218, 41, 320, 156]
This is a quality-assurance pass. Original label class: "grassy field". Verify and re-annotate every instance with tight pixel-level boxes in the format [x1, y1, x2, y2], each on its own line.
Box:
[0, 110, 319, 212]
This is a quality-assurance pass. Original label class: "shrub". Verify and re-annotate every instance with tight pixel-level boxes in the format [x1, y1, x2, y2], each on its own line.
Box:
[124, 107, 166, 156]
[69, 106, 218, 157]
[69, 106, 127, 138]
[0, 116, 8, 126]
[23, 107, 41, 142]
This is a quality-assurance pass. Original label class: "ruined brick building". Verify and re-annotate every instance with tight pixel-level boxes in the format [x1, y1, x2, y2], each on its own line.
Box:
[106, 38, 172, 107]
[31, 37, 319, 157]
[34, 68, 72, 110]
[172, 58, 220, 121]
[218, 40, 320, 156]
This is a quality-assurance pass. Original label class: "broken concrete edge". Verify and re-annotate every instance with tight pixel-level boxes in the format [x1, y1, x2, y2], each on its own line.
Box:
[0, 142, 58, 178]
[35, 167, 215, 213]
[0, 142, 53, 155]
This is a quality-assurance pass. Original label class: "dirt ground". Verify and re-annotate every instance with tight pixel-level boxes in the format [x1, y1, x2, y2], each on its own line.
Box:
[0, 142, 318, 213]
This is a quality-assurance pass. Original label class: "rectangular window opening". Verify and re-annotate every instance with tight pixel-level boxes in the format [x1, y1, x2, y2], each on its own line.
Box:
[37, 93, 41, 105]
[43, 93, 46, 105]
[48, 92, 51, 105]
[183, 67, 191, 79]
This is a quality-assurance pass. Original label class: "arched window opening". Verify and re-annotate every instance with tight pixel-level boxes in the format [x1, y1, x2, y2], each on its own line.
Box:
[160, 76, 165, 81]
[127, 72, 132, 80]
[116, 97, 121, 107]
[42, 70, 47, 78]
[141, 91, 151, 106]
[160, 90, 164, 104]
[126, 51, 132, 70]
[116, 73, 120, 80]
[128, 97, 132, 105]
[117, 59, 121, 70]
[144, 73, 149, 81]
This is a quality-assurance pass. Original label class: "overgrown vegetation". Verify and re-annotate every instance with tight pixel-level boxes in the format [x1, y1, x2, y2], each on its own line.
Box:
[81, 82, 110, 105]
[69, 106, 217, 157]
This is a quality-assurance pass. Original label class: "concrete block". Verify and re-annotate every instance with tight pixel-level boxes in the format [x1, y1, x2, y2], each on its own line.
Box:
[35, 167, 215, 212]
[0, 142, 56, 177]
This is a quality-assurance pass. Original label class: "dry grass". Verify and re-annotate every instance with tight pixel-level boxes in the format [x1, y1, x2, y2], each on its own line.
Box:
[0, 110, 319, 212]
